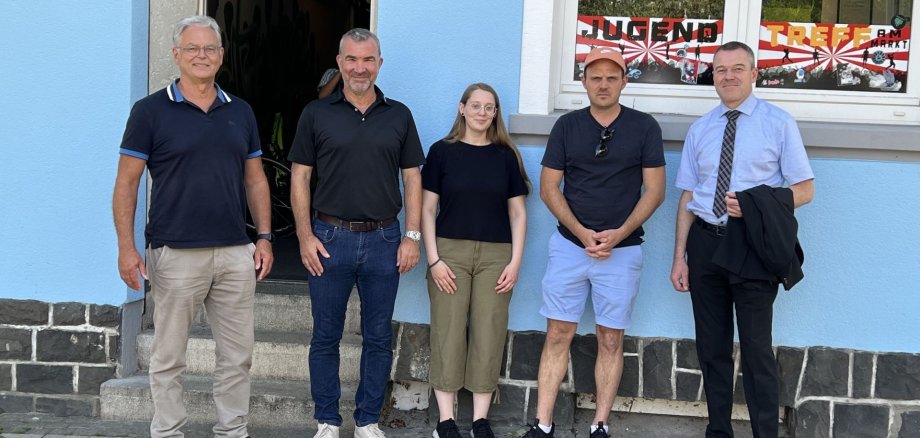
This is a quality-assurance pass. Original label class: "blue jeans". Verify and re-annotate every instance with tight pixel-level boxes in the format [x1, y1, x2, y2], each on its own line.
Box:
[308, 217, 401, 426]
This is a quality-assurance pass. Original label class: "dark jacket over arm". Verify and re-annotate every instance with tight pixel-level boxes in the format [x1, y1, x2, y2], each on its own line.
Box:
[711, 185, 805, 290]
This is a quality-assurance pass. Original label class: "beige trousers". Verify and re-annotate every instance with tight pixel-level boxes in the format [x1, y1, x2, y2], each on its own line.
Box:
[146, 244, 256, 438]
[427, 237, 512, 393]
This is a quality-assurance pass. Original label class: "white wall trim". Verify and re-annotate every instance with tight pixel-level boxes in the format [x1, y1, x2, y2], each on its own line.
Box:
[518, 0, 557, 115]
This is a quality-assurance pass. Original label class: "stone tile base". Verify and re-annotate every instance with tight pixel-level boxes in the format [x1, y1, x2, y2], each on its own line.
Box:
[389, 322, 920, 437]
[1, 298, 120, 417]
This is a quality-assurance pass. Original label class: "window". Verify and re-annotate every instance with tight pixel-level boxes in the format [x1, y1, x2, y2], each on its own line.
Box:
[574, 2, 725, 85]
[757, 0, 912, 94]
[520, 0, 920, 125]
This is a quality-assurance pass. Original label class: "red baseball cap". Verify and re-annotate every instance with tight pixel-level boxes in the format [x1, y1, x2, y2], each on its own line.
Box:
[584, 47, 627, 74]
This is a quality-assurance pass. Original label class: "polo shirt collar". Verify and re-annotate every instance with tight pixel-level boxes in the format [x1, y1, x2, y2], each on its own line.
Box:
[167, 79, 232, 104]
[719, 94, 758, 118]
[330, 85, 391, 107]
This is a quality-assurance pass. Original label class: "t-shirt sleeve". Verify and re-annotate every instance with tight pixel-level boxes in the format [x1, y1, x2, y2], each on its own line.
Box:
[641, 117, 666, 168]
[778, 115, 814, 185]
[287, 104, 316, 165]
[245, 105, 262, 159]
[400, 109, 426, 168]
[119, 101, 153, 160]
[421, 142, 442, 194]
[541, 119, 567, 170]
[506, 149, 530, 197]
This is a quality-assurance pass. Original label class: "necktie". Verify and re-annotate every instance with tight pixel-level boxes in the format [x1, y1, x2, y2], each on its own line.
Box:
[713, 110, 741, 218]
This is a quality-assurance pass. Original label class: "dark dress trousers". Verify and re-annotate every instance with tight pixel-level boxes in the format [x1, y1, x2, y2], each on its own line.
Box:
[689, 185, 804, 438]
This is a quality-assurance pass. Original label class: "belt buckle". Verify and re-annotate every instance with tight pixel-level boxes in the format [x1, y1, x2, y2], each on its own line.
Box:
[714, 224, 727, 237]
[347, 221, 364, 231]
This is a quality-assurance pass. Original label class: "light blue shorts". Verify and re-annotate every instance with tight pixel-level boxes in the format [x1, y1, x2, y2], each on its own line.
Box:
[540, 231, 643, 329]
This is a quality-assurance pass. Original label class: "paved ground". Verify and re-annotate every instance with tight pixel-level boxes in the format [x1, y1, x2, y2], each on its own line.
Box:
[0, 409, 777, 438]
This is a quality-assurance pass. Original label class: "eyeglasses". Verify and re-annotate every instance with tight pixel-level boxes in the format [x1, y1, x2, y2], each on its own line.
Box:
[713, 65, 749, 76]
[465, 102, 497, 115]
[595, 128, 613, 158]
[178, 45, 221, 57]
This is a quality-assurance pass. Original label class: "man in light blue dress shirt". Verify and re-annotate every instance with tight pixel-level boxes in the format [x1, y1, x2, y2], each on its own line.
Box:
[670, 41, 815, 438]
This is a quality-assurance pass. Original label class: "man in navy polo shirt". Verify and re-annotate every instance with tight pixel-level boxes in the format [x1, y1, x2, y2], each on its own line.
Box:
[113, 15, 273, 438]
[288, 28, 425, 438]
[523, 47, 666, 438]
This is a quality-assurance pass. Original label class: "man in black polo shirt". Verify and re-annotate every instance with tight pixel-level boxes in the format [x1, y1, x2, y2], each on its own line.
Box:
[113, 15, 273, 438]
[288, 28, 425, 438]
[523, 47, 666, 438]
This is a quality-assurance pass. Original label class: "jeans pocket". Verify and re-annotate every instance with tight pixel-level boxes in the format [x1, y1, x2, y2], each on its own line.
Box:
[313, 220, 337, 244]
[379, 225, 402, 243]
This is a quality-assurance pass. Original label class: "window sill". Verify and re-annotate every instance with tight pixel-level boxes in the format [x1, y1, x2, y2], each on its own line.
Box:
[509, 112, 920, 162]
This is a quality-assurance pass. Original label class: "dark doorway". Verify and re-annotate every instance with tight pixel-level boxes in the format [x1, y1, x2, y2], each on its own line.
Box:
[208, 0, 371, 281]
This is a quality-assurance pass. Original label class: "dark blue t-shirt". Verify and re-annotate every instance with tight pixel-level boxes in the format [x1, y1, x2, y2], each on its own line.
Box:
[421, 140, 529, 243]
[119, 80, 262, 248]
[541, 106, 665, 248]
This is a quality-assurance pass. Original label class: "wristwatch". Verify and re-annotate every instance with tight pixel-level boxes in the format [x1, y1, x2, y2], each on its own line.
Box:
[256, 233, 275, 243]
[404, 230, 421, 242]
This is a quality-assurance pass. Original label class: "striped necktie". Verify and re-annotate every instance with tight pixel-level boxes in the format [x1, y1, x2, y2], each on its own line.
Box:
[713, 110, 741, 218]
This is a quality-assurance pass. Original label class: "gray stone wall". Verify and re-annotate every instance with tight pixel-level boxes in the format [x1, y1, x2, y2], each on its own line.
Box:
[391, 323, 920, 437]
[0, 299, 119, 416]
[4, 297, 917, 437]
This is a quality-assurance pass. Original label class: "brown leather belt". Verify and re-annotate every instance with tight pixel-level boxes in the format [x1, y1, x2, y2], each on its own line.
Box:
[695, 216, 728, 237]
[316, 211, 397, 232]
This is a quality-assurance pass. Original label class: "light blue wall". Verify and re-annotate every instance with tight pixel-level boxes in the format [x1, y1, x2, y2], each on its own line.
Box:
[380, 2, 920, 353]
[0, 1, 148, 305]
[1, 1, 916, 354]
[378, 0, 524, 324]
[627, 156, 920, 353]
[376, 1, 523, 154]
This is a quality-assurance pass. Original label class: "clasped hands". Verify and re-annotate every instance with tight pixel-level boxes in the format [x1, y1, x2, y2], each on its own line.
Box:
[578, 227, 626, 260]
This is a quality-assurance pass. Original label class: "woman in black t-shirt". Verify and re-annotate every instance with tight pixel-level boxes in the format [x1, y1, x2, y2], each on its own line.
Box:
[421, 83, 530, 438]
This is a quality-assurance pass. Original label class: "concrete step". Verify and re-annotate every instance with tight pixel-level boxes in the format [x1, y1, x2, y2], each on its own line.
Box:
[136, 326, 363, 382]
[100, 374, 359, 429]
[190, 280, 362, 335]
[256, 280, 364, 336]
[256, 287, 362, 335]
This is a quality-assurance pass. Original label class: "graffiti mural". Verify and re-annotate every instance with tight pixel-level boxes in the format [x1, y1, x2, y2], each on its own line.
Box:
[575, 16, 724, 85]
[758, 21, 911, 92]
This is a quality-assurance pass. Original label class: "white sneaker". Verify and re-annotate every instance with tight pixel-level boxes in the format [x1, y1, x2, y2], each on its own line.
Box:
[314, 423, 340, 438]
[354, 423, 386, 438]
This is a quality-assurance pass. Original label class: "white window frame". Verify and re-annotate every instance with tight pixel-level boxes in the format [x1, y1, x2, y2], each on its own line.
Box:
[519, 0, 920, 125]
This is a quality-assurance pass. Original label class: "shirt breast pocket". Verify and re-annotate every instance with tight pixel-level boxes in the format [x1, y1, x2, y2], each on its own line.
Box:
[733, 157, 780, 190]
